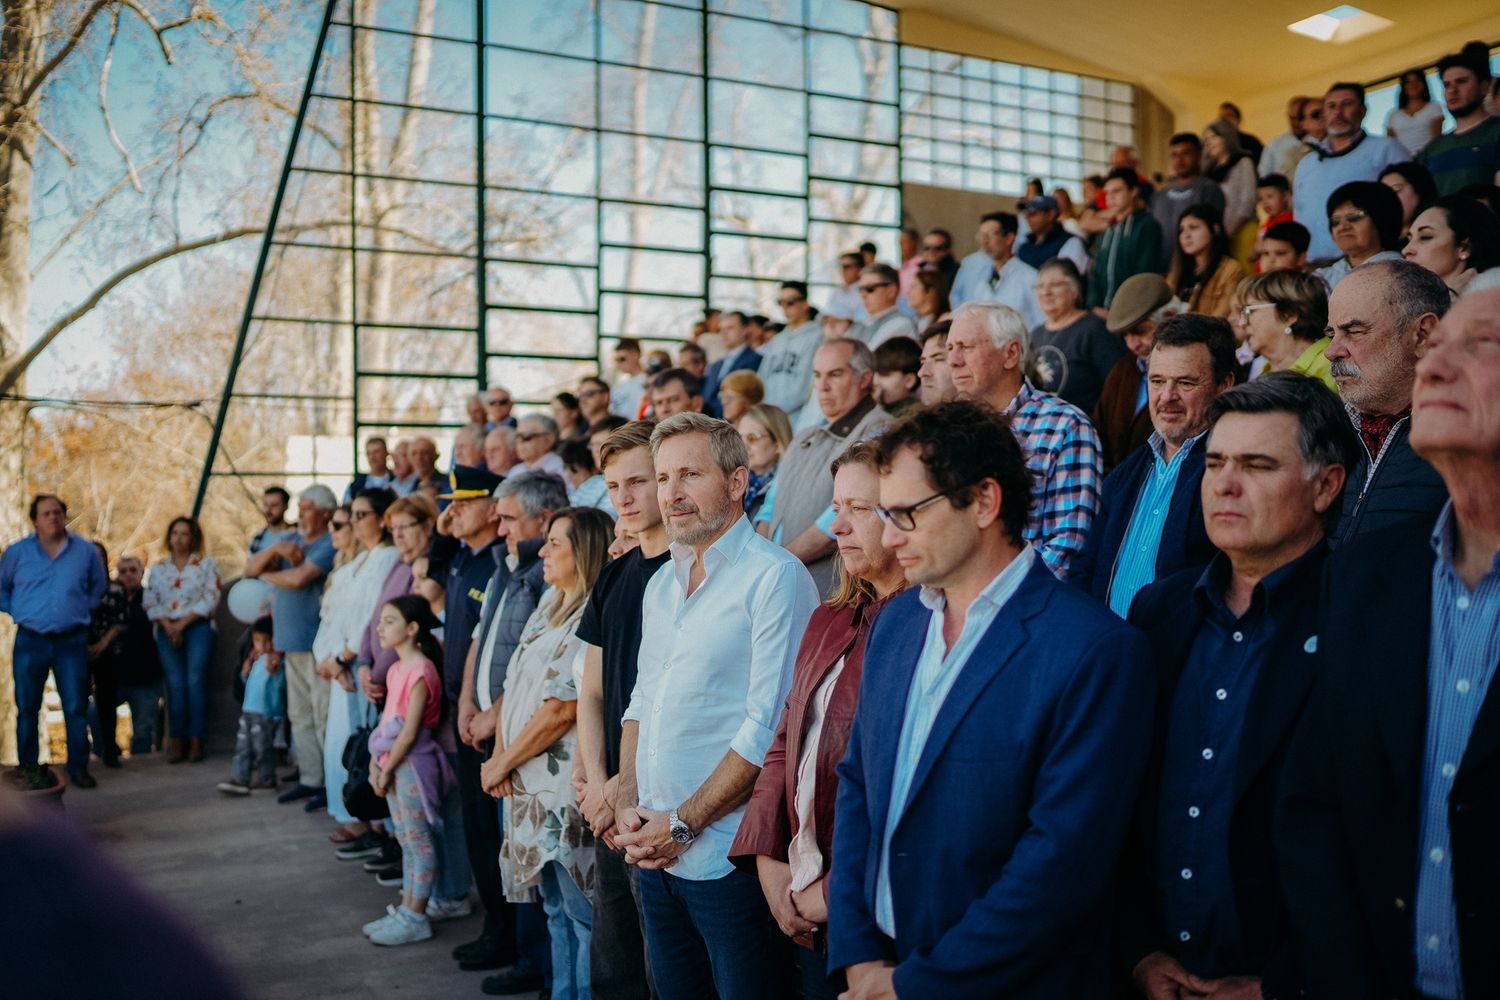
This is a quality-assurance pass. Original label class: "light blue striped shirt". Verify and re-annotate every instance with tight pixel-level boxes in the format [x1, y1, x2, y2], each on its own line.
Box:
[875, 545, 1037, 937]
[1415, 502, 1500, 999]
[1107, 431, 1204, 617]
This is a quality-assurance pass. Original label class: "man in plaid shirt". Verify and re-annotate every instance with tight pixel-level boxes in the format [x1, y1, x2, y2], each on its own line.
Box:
[945, 301, 1103, 577]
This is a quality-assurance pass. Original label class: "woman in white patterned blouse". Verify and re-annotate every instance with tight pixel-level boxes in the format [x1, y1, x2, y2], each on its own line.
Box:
[143, 516, 220, 763]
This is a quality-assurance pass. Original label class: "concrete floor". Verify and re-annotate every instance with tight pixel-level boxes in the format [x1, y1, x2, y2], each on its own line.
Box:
[62, 753, 541, 1000]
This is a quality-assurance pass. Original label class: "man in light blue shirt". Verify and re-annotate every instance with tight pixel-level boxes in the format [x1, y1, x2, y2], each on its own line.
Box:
[828, 401, 1153, 998]
[1292, 82, 1407, 261]
[0, 493, 107, 789]
[954, 211, 1045, 330]
[615, 412, 819, 1000]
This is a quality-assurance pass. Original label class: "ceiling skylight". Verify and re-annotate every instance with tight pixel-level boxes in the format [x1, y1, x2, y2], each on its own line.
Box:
[1287, 5, 1394, 44]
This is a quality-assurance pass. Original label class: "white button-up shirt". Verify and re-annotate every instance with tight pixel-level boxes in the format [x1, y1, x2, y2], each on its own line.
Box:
[623, 514, 819, 881]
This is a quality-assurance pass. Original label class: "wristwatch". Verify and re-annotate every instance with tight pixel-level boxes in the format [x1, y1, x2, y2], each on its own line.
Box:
[668, 809, 696, 846]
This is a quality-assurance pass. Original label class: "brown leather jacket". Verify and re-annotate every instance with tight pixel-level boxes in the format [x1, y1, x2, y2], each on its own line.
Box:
[728, 595, 892, 945]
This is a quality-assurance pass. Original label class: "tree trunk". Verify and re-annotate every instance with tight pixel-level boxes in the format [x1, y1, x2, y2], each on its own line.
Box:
[0, 0, 47, 764]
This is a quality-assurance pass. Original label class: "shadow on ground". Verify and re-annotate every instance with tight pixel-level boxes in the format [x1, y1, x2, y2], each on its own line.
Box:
[61, 753, 539, 1000]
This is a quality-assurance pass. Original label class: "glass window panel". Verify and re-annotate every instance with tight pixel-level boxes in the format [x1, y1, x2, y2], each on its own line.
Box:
[601, 247, 704, 295]
[708, 0, 802, 26]
[238, 320, 354, 395]
[996, 128, 1021, 149]
[1082, 119, 1105, 141]
[1107, 81, 1133, 103]
[904, 161, 932, 185]
[901, 68, 929, 92]
[708, 15, 803, 86]
[486, 261, 597, 310]
[1022, 66, 1049, 89]
[292, 97, 351, 173]
[807, 222, 897, 282]
[933, 140, 961, 164]
[903, 47, 931, 70]
[1082, 77, 1105, 98]
[601, 203, 705, 250]
[277, 170, 352, 247]
[964, 169, 995, 193]
[809, 0, 896, 40]
[486, 49, 595, 127]
[904, 136, 932, 162]
[358, 326, 477, 375]
[961, 56, 989, 78]
[811, 95, 897, 143]
[1108, 122, 1134, 145]
[355, 178, 472, 256]
[356, 252, 477, 326]
[996, 172, 1024, 194]
[1052, 114, 1079, 137]
[931, 51, 961, 74]
[601, 65, 705, 139]
[992, 62, 1020, 84]
[1052, 93, 1080, 115]
[485, 0, 593, 57]
[600, 134, 705, 206]
[1052, 136, 1081, 159]
[710, 233, 807, 278]
[963, 77, 990, 101]
[964, 146, 993, 169]
[485, 120, 596, 195]
[486, 357, 600, 401]
[1024, 154, 1052, 175]
[709, 277, 783, 313]
[904, 114, 932, 139]
[359, 375, 478, 424]
[1025, 110, 1049, 131]
[352, 0, 476, 39]
[933, 95, 961, 120]
[1082, 97, 1105, 119]
[933, 118, 966, 144]
[994, 105, 1020, 129]
[810, 138, 897, 184]
[1052, 73, 1080, 95]
[1023, 89, 1049, 112]
[711, 147, 806, 194]
[600, 0, 703, 73]
[994, 83, 1020, 106]
[362, 105, 476, 183]
[486, 190, 596, 264]
[487, 309, 598, 358]
[930, 162, 959, 186]
[1084, 140, 1110, 162]
[932, 73, 961, 98]
[808, 35, 896, 104]
[213, 397, 356, 479]
[710, 190, 807, 238]
[600, 293, 707, 337]
[997, 150, 1022, 172]
[709, 80, 807, 151]
[809, 180, 898, 225]
[354, 29, 475, 113]
[256, 246, 353, 322]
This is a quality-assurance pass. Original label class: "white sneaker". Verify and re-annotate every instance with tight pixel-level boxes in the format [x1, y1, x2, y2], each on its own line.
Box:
[362, 904, 398, 937]
[369, 908, 433, 946]
[426, 896, 473, 922]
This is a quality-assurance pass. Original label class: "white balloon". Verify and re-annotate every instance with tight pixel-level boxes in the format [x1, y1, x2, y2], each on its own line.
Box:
[226, 577, 274, 624]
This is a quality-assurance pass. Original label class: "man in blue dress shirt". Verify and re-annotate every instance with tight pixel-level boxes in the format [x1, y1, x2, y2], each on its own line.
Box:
[828, 401, 1154, 998]
[0, 494, 107, 789]
[1120, 374, 1359, 999]
[1278, 287, 1500, 998]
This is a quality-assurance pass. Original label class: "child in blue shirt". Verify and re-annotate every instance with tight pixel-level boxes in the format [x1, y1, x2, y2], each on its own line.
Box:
[217, 617, 286, 796]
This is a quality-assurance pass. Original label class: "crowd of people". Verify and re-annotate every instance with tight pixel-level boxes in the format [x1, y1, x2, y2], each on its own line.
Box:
[3, 47, 1500, 1000]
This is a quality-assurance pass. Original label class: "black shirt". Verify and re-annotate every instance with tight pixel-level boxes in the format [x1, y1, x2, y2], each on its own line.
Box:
[442, 538, 500, 704]
[576, 546, 672, 776]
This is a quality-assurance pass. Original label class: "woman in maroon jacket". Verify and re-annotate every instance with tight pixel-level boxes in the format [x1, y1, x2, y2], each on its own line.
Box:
[729, 440, 907, 1000]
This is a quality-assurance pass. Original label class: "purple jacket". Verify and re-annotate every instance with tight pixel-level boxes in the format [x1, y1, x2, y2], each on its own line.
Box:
[361, 560, 414, 687]
[369, 714, 453, 827]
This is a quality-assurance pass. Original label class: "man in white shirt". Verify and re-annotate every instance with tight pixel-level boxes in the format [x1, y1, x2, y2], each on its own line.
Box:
[615, 412, 819, 1000]
[961, 211, 1045, 330]
[853, 263, 918, 348]
[511, 414, 567, 478]
[610, 338, 649, 418]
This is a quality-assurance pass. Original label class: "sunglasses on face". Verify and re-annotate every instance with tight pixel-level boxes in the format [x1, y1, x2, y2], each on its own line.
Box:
[331, 520, 351, 530]
[515, 431, 547, 443]
[578, 388, 605, 399]
[487, 398, 512, 407]
[859, 282, 894, 293]
[1330, 210, 1368, 227]
[353, 509, 376, 520]
[777, 296, 805, 306]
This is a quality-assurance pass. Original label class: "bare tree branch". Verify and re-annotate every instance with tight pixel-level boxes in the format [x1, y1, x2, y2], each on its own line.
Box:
[116, 0, 198, 64]
[99, 11, 146, 192]
[35, 120, 77, 167]
[13, 1, 114, 112]
[32, 162, 162, 275]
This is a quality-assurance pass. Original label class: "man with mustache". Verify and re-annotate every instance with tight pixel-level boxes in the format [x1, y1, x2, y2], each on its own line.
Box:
[1324, 259, 1451, 544]
[1292, 82, 1407, 262]
[1071, 315, 1237, 615]
[614, 412, 819, 999]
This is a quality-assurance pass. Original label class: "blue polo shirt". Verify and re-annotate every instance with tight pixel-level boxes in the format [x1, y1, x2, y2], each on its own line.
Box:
[268, 531, 335, 653]
[442, 537, 501, 703]
[0, 532, 106, 634]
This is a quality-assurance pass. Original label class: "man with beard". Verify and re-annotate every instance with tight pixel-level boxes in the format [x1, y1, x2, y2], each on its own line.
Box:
[614, 412, 819, 999]
[1419, 51, 1500, 196]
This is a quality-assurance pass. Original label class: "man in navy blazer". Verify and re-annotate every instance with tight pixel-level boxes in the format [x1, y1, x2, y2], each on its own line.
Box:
[701, 311, 762, 417]
[828, 401, 1155, 999]
[1118, 374, 1359, 999]
[1071, 314, 1237, 614]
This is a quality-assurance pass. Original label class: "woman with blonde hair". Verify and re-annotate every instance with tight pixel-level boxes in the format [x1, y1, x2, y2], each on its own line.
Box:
[1236, 270, 1336, 390]
[737, 402, 795, 522]
[718, 369, 765, 425]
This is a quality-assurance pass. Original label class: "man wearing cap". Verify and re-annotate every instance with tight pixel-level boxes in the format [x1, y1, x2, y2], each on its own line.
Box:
[1093, 274, 1186, 473]
[1017, 196, 1090, 275]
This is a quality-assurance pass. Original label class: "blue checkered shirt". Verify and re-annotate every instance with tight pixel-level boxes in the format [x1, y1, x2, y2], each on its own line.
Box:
[1003, 381, 1103, 579]
[1415, 502, 1500, 999]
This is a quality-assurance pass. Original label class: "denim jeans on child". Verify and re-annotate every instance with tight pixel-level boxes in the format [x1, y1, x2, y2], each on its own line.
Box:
[230, 711, 279, 785]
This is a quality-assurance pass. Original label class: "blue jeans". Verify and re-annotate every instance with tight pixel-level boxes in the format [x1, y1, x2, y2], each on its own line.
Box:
[541, 861, 593, 1000]
[155, 620, 215, 740]
[120, 683, 162, 753]
[434, 761, 472, 903]
[13, 627, 91, 773]
[636, 867, 792, 1000]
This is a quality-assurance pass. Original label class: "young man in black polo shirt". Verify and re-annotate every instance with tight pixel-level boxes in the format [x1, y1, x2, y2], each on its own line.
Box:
[576, 421, 672, 1000]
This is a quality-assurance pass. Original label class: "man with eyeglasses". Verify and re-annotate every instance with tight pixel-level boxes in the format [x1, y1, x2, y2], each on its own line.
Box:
[577, 375, 613, 426]
[854, 263, 917, 349]
[830, 252, 870, 323]
[511, 414, 566, 478]
[610, 337, 649, 419]
[701, 311, 763, 419]
[827, 400, 1153, 999]
[485, 387, 517, 430]
[919, 228, 959, 289]
[953, 211, 1045, 331]
[1292, 82, 1406, 262]
[759, 280, 824, 426]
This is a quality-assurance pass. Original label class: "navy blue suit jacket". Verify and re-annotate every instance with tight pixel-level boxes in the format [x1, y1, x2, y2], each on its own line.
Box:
[828, 557, 1155, 998]
[701, 346, 762, 418]
[1070, 437, 1214, 603]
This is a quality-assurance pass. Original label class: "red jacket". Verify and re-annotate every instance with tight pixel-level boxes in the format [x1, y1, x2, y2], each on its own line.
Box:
[729, 595, 893, 944]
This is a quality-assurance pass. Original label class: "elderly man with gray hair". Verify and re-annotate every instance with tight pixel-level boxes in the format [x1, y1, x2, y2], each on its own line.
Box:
[945, 300, 1103, 577]
[1325, 257, 1452, 544]
[512, 413, 567, 478]
[244, 483, 339, 808]
[758, 337, 890, 595]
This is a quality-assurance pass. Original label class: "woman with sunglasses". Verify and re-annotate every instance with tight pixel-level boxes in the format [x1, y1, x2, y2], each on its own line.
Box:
[1315, 180, 1405, 291]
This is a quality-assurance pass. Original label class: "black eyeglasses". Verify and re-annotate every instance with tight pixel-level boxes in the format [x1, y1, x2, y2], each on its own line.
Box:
[578, 388, 606, 399]
[515, 431, 548, 442]
[876, 487, 966, 531]
[353, 509, 376, 520]
[859, 281, 894, 293]
[331, 520, 351, 530]
[487, 397, 512, 407]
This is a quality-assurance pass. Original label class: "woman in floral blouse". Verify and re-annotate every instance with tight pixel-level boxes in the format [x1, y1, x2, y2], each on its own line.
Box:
[481, 506, 614, 1000]
[143, 516, 220, 763]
